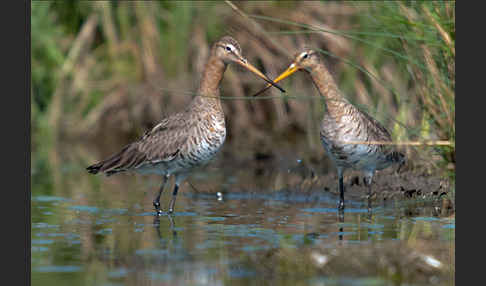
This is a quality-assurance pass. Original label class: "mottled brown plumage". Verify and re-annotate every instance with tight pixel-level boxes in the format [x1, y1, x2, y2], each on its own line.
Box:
[255, 49, 405, 210]
[87, 36, 284, 215]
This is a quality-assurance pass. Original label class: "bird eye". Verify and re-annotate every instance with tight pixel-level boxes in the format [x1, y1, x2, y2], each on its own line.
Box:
[226, 46, 232, 51]
[303, 53, 308, 59]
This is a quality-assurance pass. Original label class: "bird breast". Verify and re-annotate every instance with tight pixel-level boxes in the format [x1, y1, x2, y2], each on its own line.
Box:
[184, 113, 226, 166]
[320, 112, 389, 171]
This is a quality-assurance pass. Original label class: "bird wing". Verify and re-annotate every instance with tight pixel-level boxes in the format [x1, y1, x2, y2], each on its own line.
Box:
[358, 108, 393, 142]
[135, 112, 189, 165]
[356, 107, 402, 160]
[87, 108, 193, 176]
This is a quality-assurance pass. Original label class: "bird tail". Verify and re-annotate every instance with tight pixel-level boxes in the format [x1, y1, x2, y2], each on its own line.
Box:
[86, 144, 146, 176]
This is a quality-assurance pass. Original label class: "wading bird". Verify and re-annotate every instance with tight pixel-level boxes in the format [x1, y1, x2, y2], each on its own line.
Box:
[87, 36, 284, 215]
[254, 49, 404, 210]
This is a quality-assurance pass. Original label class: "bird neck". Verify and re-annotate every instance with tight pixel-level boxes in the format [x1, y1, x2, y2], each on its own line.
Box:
[198, 55, 227, 99]
[188, 55, 227, 113]
[308, 61, 350, 114]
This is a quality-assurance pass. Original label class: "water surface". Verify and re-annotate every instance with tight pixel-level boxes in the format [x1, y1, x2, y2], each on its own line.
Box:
[31, 144, 454, 285]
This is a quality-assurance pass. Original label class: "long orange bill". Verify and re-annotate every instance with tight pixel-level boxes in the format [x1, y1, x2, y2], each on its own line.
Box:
[235, 57, 286, 93]
[252, 63, 299, 97]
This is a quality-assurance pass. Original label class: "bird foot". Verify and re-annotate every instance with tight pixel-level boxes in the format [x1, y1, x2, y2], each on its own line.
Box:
[337, 200, 345, 210]
[365, 192, 376, 200]
[153, 201, 163, 216]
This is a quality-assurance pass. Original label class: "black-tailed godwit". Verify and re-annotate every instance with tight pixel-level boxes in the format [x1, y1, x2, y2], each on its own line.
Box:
[254, 49, 404, 210]
[87, 36, 284, 215]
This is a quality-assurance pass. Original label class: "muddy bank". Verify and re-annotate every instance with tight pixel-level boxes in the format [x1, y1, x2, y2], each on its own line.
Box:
[43, 139, 455, 218]
[182, 147, 455, 216]
[316, 169, 454, 214]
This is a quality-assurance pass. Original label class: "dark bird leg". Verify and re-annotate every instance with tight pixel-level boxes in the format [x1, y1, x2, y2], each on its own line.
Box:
[337, 168, 345, 210]
[168, 184, 179, 214]
[153, 175, 169, 216]
[396, 161, 404, 174]
[364, 172, 374, 215]
[168, 174, 188, 214]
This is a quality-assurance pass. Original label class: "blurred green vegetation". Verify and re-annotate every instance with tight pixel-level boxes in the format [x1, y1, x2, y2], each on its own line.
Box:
[31, 1, 454, 178]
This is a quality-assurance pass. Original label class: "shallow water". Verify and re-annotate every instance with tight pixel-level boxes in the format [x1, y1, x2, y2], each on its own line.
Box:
[31, 144, 454, 286]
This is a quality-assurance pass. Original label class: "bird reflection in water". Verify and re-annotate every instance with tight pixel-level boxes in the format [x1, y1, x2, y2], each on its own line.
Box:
[153, 214, 178, 241]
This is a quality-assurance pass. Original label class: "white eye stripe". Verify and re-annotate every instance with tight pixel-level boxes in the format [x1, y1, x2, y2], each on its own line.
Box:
[299, 52, 308, 59]
[226, 44, 236, 51]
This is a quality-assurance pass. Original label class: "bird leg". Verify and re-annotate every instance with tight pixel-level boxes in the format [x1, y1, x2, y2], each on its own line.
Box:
[396, 160, 405, 175]
[168, 174, 187, 214]
[363, 174, 373, 214]
[153, 175, 169, 216]
[168, 183, 180, 214]
[337, 169, 345, 210]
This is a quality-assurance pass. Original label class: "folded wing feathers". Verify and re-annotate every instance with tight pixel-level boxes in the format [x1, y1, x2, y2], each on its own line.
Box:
[87, 112, 188, 176]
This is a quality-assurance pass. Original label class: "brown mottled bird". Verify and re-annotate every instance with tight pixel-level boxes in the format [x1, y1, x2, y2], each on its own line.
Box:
[87, 36, 284, 215]
[254, 49, 405, 210]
